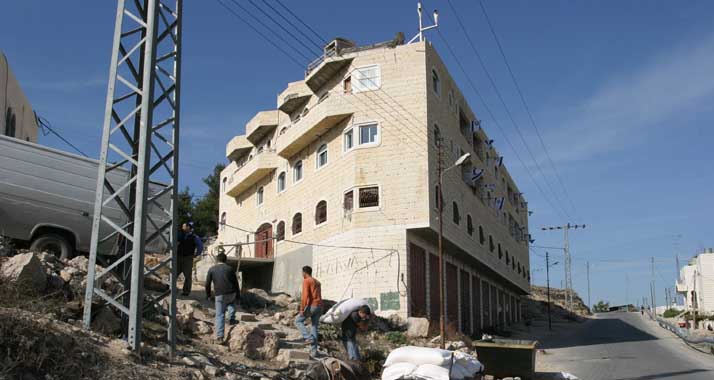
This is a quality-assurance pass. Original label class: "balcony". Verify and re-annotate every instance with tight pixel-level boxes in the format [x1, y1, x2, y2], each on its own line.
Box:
[275, 93, 353, 158]
[225, 150, 279, 197]
[278, 81, 312, 114]
[225, 135, 252, 162]
[246, 110, 280, 145]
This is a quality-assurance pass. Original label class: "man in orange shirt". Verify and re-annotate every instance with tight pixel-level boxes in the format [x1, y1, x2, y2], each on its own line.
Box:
[295, 265, 322, 356]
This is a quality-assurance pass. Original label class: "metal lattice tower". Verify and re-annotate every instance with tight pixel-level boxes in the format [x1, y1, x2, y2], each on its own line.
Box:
[541, 223, 585, 312]
[83, 0, 182, 352]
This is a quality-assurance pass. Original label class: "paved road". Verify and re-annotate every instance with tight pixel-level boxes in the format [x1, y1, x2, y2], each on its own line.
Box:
[537, 312, 714, 380]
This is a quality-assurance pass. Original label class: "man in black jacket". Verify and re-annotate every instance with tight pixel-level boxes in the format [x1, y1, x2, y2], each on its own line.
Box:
[205, 253, 240, 341]
[178, 222, 203, 295]
[341, 305, 371, 361]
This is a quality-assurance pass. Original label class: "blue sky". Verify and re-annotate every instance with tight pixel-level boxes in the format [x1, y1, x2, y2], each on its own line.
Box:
[2, 1, 713, 307]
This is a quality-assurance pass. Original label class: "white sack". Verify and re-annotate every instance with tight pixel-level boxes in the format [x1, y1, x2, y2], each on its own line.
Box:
[381, 362, 417, 380]
[453, 351, 484, 376]
[319, 298, 369, 324]
[411, 364, 450, 380]
[383, 346, 453, 368]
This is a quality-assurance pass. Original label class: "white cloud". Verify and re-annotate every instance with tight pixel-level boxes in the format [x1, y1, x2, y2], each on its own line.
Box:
[25, 78, 106, 92]
[540, 32, 714, 163]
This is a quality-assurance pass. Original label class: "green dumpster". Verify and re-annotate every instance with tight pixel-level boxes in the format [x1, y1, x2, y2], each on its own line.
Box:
[473, 339, 538, 380]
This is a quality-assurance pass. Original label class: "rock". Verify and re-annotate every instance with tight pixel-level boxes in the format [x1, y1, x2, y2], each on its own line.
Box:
[47, 273, 66, 290]
[144, 275, 169, 292]
[193, 320, 212, 335]
[262, 333, 280, 359]
[272, 293, 293, 308]
[276, 348, 311, 364]
[59, 267, 77, 282]
[406, 317, 430, 338]
[387, 314, 407, 330]
[92, 307, 121, 335]
[273, 312, 284, 322]
[204, 365, 221, 376]
[446, 341, 467, 350]
[0, 252, 47, 292]
[287, 302, 300, 311]
[257, 323, 274, 330]
[67, 256, 89, 271]
[238, 313, 258, 322]
[227, 324, 266, 359]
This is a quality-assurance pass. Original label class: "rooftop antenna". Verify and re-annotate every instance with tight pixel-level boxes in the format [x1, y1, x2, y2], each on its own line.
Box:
[409, 2, 439, 44]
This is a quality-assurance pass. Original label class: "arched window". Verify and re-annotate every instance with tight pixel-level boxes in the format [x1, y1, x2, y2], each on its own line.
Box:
[5, 108, 16, 138]
[292, 213, 302, 235]
[512, 260, 516, 270]
[293, 160, 303, 182]
[479, 226, 485, 244]
[506, 251, 510, 265]
[434, 185, 441, 209]
[452, 202, 460, 224]
[315, 200, 327, 225]
[467, 215, 473, 236]
[498, 244, 502, 259]
[433, 124, 441, 146]
[277, 172, 286, 192]
[316, 144, 328, 168]
[517, 263, 522, 274]
[256, 186, 264, 205]
[222, 177, 227, 192]
[489, 235, 494, 252]
[276, 221, 285, 241]
[220, 212, 226, 231]
[432, 69, 440, 95]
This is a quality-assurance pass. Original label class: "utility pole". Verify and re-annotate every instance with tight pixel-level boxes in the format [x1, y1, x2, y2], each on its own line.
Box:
[625, 274, 629, 307]
[541, 223, 586, 312]
[650, 257, 656, 315]
[546, 252, 553, 330]
[586, 261, 591, 312]
[436, 137, 470, 349]
[83, 0, 183, 353]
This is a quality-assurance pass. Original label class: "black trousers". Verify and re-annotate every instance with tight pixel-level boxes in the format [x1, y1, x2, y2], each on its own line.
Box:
[178, 255, 193, 294]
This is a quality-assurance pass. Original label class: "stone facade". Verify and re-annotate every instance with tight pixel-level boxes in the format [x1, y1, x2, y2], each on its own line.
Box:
[217, 39, 530, 334]
[1, 51, 38, 142]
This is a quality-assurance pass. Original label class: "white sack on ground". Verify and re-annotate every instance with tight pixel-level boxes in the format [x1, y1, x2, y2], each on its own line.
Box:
[383, 346, 453, 368]
[319, 298, 369, 324]
[410, 364, 450, 380]
[452, 351, 484, 376]
[381, 362, 417, 380]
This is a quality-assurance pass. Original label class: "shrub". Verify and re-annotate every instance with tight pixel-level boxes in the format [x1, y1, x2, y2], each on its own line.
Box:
[662, 309, 681, 319]
[385, 331, 407, 345]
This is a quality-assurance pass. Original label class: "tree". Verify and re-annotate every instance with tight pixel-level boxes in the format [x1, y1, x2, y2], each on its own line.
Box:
[176, 163, 225, 238]
[593, 300, 610, 313]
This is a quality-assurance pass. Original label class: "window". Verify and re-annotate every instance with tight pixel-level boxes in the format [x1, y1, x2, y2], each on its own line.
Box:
[434, 185, 441, 209]
[358, 123, 379, 145]
[498, 244, 502, 259]
[452, 202, 460, 225]
[467, 215, 474, 236]
[293, 160, 303, 183]
[316, 144, 328, 168]
[344, 76, 352, 94]
[222, 177, 227, 192]
[343, 128, 354, 151]
[489, 235, 494, 252]
[256, 186, 264, 205]
[432, 69, 441, 95]
[276, 221, 285, 241]
[220, 212, 226, 231]
[358, 186, 379, 208]
[277, 172, 286, 192]
[448, 90, 454, 110]
[353, 65, 381, 93]
[433, 125, 441, 146]
[292, 213, 302, 235]
[343, 190, 354, 212]
[315, 200, 327, 225]
[479, 226, 485, 244]
[506, 251, 510, 265]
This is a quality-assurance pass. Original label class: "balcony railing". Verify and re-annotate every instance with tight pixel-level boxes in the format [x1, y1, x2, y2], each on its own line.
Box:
[225, 149, 279, 197]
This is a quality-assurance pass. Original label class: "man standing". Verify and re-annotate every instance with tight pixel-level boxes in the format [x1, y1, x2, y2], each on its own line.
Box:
[177, 222, 203, 296]
[295, 266, 322, 356]
[341, 305, 371, 361]
[206, 253, 240, 342]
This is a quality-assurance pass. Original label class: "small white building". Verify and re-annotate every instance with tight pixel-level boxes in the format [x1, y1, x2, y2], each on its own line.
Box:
[676, 249, 714, 314]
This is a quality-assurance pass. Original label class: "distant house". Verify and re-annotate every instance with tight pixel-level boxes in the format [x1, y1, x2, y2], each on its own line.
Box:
[1, 51, 39, 142]
[676, 249, 714, 314]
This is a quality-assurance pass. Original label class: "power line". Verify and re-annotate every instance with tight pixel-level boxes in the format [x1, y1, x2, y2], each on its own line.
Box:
[258, 0, 325, 51]
[274, 0, 327, 45]
[214, 0, 305, 67]
[477, 0, 579, 218]
[434, 28, 569, 220]
[246, 0, 322, 55]
[35, 115, 89, 157]
[443, 0, 573, 220]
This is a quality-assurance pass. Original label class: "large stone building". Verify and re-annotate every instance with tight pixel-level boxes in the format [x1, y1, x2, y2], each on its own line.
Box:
[676, 249, 714, 314]
[1, 51, 39, 142]
[217, 36, 530, 334]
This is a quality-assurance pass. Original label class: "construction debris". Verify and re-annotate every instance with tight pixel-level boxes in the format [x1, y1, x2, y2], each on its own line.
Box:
[0, 251, 47, 292]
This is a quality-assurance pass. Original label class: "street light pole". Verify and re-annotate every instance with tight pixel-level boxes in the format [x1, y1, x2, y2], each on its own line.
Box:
[437, 141, 470, 350]
[546, 251, 552, 331]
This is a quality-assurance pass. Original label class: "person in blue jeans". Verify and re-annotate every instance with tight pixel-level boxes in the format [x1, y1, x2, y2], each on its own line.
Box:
[295, 266, 322, 356]
[205, 253, 239, 341]
[341, 305, 371, 361]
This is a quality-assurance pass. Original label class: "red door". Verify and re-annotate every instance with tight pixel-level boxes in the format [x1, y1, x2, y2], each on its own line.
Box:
[446, 263, 458, 329]
[409, 243, 427, 317]
[255, 223, 273, 258]
[429, 254, 440, 322]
